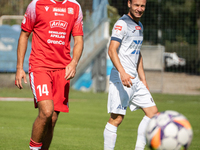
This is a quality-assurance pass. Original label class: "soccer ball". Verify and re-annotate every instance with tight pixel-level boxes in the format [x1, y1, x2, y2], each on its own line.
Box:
[145, 110, 193, 150]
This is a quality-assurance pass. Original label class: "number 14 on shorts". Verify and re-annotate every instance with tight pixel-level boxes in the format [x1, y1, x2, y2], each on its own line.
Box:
[37, 84, 49, 96]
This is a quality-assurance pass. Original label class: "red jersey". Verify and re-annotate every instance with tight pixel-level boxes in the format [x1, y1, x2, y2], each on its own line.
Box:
[21, 0, 83, 72]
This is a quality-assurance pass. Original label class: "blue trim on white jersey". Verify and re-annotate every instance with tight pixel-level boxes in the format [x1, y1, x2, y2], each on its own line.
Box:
[111, 37, 122, 43]
[124, 14, 139, 25]
[122, 15, 143, 31]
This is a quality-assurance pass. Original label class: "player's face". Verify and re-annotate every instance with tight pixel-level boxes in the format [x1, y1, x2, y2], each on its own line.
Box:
[128, 0, 146, 22]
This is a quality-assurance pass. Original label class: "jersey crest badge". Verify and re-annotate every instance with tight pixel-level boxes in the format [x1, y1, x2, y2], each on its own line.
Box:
[68, 8, 74, 14]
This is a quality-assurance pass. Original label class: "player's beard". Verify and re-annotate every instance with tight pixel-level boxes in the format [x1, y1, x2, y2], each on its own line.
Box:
[129, 10, 143, 22]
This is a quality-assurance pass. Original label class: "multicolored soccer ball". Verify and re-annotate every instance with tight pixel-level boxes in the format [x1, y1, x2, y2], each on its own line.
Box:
[145, 110, 193, 150]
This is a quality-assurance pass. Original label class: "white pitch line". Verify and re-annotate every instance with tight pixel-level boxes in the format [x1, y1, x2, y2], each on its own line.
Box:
[0, 97, 33, 101]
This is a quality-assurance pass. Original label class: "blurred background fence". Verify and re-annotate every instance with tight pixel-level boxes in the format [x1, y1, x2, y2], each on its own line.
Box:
[0, 0, 200, 94]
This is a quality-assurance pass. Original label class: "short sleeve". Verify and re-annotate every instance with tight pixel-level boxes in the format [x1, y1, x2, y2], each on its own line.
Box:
[21, 0, 37, 33]
[111, 20, 127, 43]
[71, 5, 84, 36]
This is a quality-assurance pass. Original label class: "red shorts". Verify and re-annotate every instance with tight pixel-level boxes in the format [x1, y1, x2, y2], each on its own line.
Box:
[29, 69, 70, 112]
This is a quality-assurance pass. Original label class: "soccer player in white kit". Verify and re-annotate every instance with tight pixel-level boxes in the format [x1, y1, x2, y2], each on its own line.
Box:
[103, 0, 158, 150]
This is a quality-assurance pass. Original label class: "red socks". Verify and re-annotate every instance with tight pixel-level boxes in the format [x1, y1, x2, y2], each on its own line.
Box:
[29, 138, 42, 150]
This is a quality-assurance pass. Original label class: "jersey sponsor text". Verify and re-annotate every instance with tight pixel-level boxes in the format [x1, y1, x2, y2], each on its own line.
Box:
[53, 7, 66, 13]
[49, 20, 68, 30]
[117, 104, 127, 110]
[47, 39, 65, 45]
[135, 26, 141, 30]
[129, 40, 143, 53]
[114, 25, 122, 31]
[49, 31, 66, 39]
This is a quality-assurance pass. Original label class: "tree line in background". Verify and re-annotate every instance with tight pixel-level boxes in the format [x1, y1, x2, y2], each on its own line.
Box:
[0, 0, 200, 74]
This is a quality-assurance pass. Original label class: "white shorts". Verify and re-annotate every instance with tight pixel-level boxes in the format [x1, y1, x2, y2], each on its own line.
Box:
[107, 81, 156, 115]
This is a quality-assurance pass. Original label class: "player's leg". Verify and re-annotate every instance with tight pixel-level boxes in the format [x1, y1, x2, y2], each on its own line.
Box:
[108, 113, 124, 127]
[104, 113, 124, 150]
[39, 69, 70, 150]
[142, 105, 158, 118]
[41, 111, 60, 150]
[104, 82, 130, 150]
[29, 71, 54, 150]
[131, 81, 158, 150]
[135, 106, 158, 150]
[30, 100, 54, 150]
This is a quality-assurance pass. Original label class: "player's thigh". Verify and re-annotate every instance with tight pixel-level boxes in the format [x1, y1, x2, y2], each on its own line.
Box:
[38, 100, 54, 118]
[108, 82, 131, 115]
[29, 71, 53, 104]
[142, 105, 158, 118]
[130, 81, 156, 111]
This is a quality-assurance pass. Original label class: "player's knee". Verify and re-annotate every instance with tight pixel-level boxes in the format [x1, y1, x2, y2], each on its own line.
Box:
[109, 113, 124, 127]
[143, 106, 158, 118]
[154, 107, 158, 114]
[51, 112, 59, 126]
[38, 100, 54, 120]
[39, 109, 54, 122]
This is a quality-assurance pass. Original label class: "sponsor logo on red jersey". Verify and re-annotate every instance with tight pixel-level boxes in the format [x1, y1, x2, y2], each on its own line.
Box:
[49, 20, 68, 30]
[68, 8, 74, 14]
[55, 13, 64, 16]
[114, 25, 122, 31]
[53, 7, 66, 13]
[135, 26, 141, 30]
[47, 39, 65, 45]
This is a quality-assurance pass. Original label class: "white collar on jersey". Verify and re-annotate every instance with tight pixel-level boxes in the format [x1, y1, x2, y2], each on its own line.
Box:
[50, 0, 67, 4]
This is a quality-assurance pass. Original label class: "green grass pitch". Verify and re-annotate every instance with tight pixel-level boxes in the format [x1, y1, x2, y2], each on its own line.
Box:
[0, 88, 199, 150]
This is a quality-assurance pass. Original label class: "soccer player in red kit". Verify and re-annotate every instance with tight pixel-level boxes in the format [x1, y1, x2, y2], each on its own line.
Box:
[15, 0, 84, 149]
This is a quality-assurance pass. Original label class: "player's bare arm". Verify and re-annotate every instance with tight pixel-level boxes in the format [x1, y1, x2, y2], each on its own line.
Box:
[65, 36, 83, 80]
[108, 40, 134, 88]
[15, 30, 30, 89]
[137, 52, 149, 90]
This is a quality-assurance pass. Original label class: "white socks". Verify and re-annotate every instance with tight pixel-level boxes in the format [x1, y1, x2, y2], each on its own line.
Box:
[29, 147, 41, 150]
[104, 122, 117, 150]
[135, 116, 151, 150]
[103, 116, 150, 150]
[135, 148, 144, 150]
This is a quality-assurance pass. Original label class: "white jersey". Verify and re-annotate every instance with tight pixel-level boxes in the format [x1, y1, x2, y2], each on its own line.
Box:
[110, 14, 143, 83]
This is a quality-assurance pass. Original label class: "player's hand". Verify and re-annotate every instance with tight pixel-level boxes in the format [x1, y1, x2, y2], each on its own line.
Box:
[15, 68, 27, 89]
[120, 72, 135, 88]
[65, 60, 77, 80]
